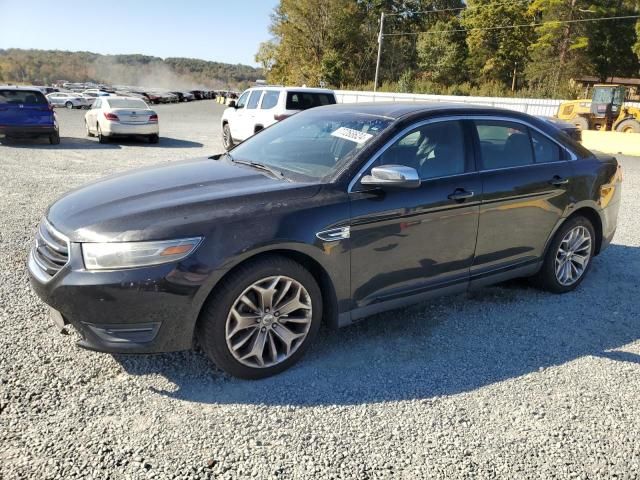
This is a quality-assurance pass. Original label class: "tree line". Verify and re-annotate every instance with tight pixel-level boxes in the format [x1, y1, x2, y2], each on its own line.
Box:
[256, 0, 640, 99]
[0, 49, 262, 90]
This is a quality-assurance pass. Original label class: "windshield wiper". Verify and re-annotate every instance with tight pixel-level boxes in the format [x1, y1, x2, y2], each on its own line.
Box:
[230, 157, 289, 181]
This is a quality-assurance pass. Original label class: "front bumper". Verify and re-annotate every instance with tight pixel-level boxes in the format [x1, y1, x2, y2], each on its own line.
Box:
[28, 242, 203, 354]
[102, 122, 159, 136]
[0, 125, 57, 137]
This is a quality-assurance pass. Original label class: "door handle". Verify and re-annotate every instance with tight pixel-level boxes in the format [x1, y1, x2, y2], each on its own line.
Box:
[549, 176, 569, 186]
[448, 189, 475, 201]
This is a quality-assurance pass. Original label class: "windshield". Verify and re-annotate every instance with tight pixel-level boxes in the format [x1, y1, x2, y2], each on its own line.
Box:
[106, 98, 148, 109]
[229, 110, 393, 180]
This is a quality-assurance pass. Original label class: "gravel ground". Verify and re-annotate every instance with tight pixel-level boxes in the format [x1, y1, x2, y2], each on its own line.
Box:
[1, 101, 640, 479]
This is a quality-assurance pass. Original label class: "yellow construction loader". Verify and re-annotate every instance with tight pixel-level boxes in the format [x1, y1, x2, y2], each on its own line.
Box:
[556, 84, 640, 133]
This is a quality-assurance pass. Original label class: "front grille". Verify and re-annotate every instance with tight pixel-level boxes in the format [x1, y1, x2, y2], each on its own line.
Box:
[32, 219, 69, 278]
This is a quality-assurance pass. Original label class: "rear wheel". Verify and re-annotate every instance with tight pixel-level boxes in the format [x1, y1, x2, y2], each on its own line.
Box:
[222, 123, 234, 150]
[49, 131, 60, 145]
[532, 216, 595, 293]
[572, 116, 589, 131]
[615, 119, 640, 134]
[198, 256, 322, 379]
[97, 124, 108, 144]
[65, 101, 74, 109]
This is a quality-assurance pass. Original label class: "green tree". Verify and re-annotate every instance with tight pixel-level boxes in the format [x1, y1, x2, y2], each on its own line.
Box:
[462, 0, 534, 88]
[416, 18, 468, 85]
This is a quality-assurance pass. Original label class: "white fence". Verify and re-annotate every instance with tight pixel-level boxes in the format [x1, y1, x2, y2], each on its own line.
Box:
[335, 89, 640, 118]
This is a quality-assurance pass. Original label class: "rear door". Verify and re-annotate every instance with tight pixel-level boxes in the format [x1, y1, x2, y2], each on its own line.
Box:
[0, 89, 52, 127]
[256, 90, 280, 129]
[471, 119, 574, 276]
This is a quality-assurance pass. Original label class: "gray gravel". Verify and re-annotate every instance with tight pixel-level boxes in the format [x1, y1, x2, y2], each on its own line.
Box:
[1, 100, 640, 479]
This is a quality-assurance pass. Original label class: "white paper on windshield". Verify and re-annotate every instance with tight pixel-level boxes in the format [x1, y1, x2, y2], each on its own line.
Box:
[331, 127, 373, 144]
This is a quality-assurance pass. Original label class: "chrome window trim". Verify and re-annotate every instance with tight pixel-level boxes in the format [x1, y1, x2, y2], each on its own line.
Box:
[347, 114, 577, 193]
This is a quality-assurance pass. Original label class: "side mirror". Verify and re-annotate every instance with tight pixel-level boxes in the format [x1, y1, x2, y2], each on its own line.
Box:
[228, 100, 236, 108]
[360, 165, 421, 189]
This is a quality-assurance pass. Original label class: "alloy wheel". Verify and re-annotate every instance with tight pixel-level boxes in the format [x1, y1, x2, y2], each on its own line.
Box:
[225, 275, 312, 368]
[555, 225, 592, 286]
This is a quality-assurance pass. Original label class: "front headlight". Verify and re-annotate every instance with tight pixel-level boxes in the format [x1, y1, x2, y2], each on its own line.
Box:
[82, 237, 202, 270]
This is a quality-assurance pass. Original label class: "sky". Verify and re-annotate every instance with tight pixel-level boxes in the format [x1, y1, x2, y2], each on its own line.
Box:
[0, 0, 278, 66]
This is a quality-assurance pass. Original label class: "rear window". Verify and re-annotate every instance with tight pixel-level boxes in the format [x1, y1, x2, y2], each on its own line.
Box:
[0, 89, 47, 105]
[106, 99, 148, 109]
[286, 92, 336, 111]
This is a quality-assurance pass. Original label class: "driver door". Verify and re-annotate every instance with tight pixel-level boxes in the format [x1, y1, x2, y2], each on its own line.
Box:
[229, 91, 249, 141]
[348, 119, 481, 307]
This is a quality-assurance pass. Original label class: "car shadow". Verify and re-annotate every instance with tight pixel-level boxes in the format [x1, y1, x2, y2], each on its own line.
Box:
[0, 136, 203, 149]
[0, 137, 122, 149]
[115, 243, 640, 406]
[106, 137, 203, 148]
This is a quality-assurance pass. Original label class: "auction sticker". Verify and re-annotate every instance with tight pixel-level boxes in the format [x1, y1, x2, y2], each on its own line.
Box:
[331, 127, 373, 144]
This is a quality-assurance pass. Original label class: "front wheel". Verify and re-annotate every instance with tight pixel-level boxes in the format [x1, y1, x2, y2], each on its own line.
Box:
[198, 256, 322, 379]
[532, 216, 596, 293]
[222, 123, 234, 150]
[615, 119, 640, 134]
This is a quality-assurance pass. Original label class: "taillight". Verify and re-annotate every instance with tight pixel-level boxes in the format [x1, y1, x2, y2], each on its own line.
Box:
[274, 113, 291, 121]
[149, 114, 158, 122]
[104, 112, 119, 121]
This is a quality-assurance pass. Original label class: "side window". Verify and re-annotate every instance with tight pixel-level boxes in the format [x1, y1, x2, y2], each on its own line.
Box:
[236, 91, 249, 109]
[260, 91, 280, 109]
[531, 130, 562, 163]
[475, 121, 533, 169]
[376, 121, 466, 180]
[247, 90, 263, 110]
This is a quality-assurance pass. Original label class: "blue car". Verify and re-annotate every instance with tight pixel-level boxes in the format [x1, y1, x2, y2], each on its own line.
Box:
[0, 86, 60, 144]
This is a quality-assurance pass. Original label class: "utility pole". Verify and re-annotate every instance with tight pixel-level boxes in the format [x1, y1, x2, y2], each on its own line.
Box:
[512, 62, 517, 92]
[374, 12, 385, 93]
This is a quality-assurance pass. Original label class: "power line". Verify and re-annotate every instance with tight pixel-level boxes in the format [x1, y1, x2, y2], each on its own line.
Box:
[382, 14, 640, 37]
[384, 0, 532, 17]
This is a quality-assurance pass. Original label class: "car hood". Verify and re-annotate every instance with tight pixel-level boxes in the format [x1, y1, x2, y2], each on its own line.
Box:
[47, 156, 320, 242]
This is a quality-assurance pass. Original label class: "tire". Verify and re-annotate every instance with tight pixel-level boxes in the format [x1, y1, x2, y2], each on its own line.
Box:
[197, 256, 323, 379]
[532, 215, 596, 293]
[572, 116, 589, 131]
[615, 118, 640, 134]
[148, 134, 159, 144]
[97, 123, 108, 144]
[49, 131, 60, 145]
[85, 120, 94, 137]
[65, 101, 74, 109]
[222, 123, 234, 150]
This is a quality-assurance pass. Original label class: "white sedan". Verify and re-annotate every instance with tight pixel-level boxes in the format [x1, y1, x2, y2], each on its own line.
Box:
[84, 97, 159, 144]
[46, 92, 93, 109]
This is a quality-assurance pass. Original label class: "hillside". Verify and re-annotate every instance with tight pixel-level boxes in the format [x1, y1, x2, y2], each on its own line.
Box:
[0, 49, 262, 90]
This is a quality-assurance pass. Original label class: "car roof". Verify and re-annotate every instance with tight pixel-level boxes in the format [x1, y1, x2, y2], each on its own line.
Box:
[0, 85, 46, 93]
[315, 101, 553, 123]
[247, 86, 335, 94]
